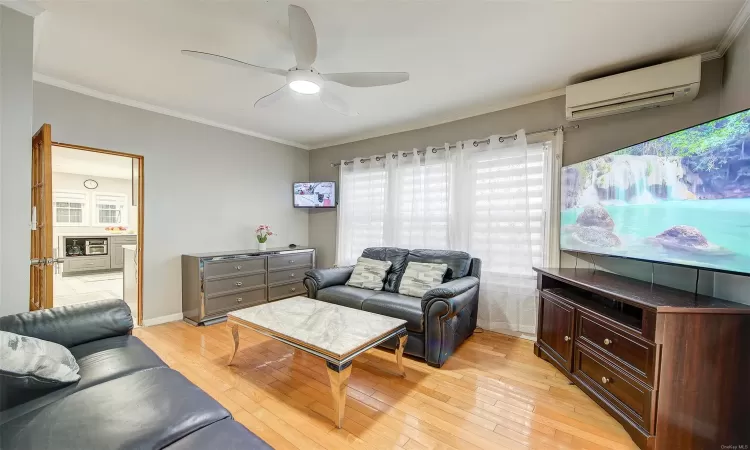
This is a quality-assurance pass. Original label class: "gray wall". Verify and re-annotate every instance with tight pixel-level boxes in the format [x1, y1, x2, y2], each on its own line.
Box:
[0, 7, 34, 316]
[714, 20, 750, 303]
[309, 59, 725, 294]
[33, 82, 310, 321]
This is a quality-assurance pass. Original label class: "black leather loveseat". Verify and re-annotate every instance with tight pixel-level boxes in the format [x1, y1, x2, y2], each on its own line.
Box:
[0, 299, 269, 450]
[304, 248, 481, 367]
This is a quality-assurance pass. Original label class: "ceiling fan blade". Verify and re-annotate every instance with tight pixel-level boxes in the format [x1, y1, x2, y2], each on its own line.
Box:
[322, 72, 410, 87]
[181, 50, 287, 77]
[254, 85, 289, 109]
[320, 89, 358, 117]
[288, 5, 317, 69]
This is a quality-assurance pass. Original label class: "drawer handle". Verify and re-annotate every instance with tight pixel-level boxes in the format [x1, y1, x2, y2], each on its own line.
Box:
[236, 298, 243, 303]
[290, 273, 295, 277]
[563, 336, 571, 342]
[235, 265, 242, 270]
[290, 287, 296, 292]
[235, 281, 243, 286]
[601, 376, 611, 384]
[603, 338, 612, 346]
[289, 260, 295, 264]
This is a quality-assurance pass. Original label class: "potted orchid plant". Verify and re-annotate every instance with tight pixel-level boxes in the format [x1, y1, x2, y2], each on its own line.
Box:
[255, 224, 273, 251]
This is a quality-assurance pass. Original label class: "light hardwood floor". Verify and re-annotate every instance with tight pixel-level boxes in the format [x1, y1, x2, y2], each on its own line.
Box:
[133, 322, 639, 450]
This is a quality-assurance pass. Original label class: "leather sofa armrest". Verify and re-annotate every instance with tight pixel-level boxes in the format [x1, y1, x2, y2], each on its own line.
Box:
[304, 266, 354, 298]
[0, 299, 133, 348]
[421, 277, 479, 316]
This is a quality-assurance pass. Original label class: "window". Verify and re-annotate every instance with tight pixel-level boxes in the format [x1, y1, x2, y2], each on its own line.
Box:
[94, 193, 128, 226]
[53, 191, 88, 226]
[336, 165, 387, 265]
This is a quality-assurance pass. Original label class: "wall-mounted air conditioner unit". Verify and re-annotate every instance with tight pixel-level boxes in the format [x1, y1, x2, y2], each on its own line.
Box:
[565, 55, 701, 121]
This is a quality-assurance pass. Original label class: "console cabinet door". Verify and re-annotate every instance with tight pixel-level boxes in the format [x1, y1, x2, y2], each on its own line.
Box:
[539, 294, 575, 371]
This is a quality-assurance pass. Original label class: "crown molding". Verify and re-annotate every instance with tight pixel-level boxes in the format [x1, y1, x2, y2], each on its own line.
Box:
[308, 88, 566, 149]
[700, 50, 723, 61]
[716, 0, 750, 57]
[33, 73, 311, 150]
[0, 0, 44, 17]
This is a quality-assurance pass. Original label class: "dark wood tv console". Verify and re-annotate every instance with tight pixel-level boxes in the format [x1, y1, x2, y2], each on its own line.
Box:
[533, 267, 750, 450]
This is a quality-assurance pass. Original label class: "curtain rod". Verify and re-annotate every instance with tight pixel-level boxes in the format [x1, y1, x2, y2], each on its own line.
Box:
[330, 124, 579, 167]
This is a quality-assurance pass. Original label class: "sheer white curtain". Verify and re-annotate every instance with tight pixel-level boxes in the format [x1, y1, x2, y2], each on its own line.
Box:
[385, 146, 451, 249]
[335, 156, 387, 266]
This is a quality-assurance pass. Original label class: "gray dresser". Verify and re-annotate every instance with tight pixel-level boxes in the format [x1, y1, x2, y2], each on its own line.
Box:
[181, 247, 315, 325]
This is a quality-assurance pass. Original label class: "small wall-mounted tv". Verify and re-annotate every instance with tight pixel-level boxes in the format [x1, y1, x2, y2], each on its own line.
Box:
[293, 181, 336, 208]
[561, 108, 750, 276]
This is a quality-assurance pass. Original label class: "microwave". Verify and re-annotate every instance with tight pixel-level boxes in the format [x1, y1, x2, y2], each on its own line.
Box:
[85, 239, 108, 256]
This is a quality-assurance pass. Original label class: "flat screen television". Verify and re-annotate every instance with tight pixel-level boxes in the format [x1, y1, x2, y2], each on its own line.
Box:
[561, 108, 750, 276]
[293, 181, 336, 208]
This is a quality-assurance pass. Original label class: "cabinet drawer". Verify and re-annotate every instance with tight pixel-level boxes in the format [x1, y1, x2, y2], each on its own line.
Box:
[269, 282, 305, 300]
[204, 257, 266, 278]
[573, 343, 652, 432]
[268, 252, 312, 271]
[268, 267, 305, 285]
[111, 236, 137, 244]
[577, 311, 656, 384]
[205, 273, 266, 297]
[68, 256, 110, 271]
[205, 288, 267, 315]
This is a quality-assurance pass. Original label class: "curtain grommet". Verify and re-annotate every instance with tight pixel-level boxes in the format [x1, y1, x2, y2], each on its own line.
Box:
[360, 158, 365, 163]
[402, 152, 408, 157]
[375, 156, 380, 161]
[513, 134, 518, 140]
[473, 141, 479, 147]
[432, 148, 437, 153]
[392, 154, 397, 159]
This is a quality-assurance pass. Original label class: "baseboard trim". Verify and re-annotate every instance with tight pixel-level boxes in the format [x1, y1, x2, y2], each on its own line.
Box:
[143, 313, 183, 327]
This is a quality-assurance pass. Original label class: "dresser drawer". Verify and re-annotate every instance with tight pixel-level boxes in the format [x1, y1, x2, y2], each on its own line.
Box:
[268, 252, 313, 271]
[577, 310, 656, 384]
[573, 343, 653, 432]
[269, 282, 305, 300]
[268, 267, 305, 285]
[205, 273, 266, 297]
[205, 288, 267, 315]
[67, 256, 110, 272]
[204, 257, 266, 278]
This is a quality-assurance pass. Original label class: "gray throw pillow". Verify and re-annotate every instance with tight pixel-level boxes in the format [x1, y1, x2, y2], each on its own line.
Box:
[0, 330, 81, 387]
[398, 262, 448, 298]
[346, 257, 393, 291]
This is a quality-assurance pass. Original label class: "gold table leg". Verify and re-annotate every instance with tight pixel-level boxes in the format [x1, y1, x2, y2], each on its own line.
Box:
[396, 331, 408, 377]
[227, 322, 239, 365]
[326, 361, 352, 428]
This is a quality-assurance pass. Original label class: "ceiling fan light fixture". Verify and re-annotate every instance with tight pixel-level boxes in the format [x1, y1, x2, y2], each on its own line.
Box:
[289, 79, 320, 95]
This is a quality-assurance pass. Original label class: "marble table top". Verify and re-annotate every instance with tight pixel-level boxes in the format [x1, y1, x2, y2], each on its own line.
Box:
[228, 296, 407, 360]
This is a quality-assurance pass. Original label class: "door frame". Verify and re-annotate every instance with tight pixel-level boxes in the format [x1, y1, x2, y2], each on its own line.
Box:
[52, 141, 145, 326]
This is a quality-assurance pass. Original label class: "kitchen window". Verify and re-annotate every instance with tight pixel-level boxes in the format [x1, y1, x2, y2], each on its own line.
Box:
[53, 191, 88, 226]
[94, 193, 128, 226]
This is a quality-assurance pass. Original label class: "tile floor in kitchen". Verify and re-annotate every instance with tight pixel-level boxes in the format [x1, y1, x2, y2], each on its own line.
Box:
[54, 272, 137, 324]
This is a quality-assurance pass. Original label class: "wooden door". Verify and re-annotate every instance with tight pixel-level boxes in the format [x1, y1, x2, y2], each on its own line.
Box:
[30, 124, 54, 311]
[539, 294, 575, 371]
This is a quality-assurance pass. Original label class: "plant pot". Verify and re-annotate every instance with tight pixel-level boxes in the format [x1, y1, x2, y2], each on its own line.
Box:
[258, 242, 267, 251]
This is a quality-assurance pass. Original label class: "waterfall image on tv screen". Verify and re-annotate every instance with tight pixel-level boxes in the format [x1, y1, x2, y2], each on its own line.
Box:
[561, 108, 750, 275]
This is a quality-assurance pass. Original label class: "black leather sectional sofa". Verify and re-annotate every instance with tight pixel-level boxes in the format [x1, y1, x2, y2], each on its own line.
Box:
[304, 248, 481, 367]
[0, 299, 269, 450]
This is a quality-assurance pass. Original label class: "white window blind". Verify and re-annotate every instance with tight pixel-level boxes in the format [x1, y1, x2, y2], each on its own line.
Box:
[94, 193, 128, 226]
[53, 192, 87, 226]
[336, 166, 388, 265]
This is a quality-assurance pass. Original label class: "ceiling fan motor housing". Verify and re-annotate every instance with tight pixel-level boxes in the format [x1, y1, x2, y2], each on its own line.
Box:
[287, 68, 324, 94]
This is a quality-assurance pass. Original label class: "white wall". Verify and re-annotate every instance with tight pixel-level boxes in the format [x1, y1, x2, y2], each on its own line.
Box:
[52, 172, 139, 248]
[34, 82, 310, 321]
[0, 7, 34, 316]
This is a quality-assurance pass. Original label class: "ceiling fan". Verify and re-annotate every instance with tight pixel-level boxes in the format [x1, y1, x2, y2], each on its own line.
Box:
[181, 4, 410, 116]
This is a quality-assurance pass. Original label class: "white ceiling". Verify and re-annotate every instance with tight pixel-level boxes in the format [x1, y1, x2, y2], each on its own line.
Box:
[33, 1, 747, 149]
[52, 146, 133, 179]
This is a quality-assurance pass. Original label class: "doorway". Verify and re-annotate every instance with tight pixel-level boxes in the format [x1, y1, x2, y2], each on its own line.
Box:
[30, 124, 144, 325]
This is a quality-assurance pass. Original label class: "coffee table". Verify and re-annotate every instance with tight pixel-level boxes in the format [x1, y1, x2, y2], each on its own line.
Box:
[226, 296, 408, 428]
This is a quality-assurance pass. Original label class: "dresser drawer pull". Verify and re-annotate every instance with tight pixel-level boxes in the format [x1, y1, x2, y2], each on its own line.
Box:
[289, 260, 295, 264]
[603, 338, 612, 346]
[289, 273, 295, 277]
[235, 281, 243, 286]
[290, 287, 296, 292]
[601, 376, 611, 384]
[235, 265, 242, 270]
[236, 297, 243, 303]
[564, 335, 571, 342]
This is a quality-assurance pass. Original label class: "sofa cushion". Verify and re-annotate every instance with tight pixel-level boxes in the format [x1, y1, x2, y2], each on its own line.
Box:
[0, 367, 230, 450]
[317, 285, 379, 309]
[406, 249, 472, 281]
[398, 262, 448, 298]
[164, 418, 272, 449]
[361, 247, 410, 293]
[362, 292, 424, 332]
[346, 257, 392, 291]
